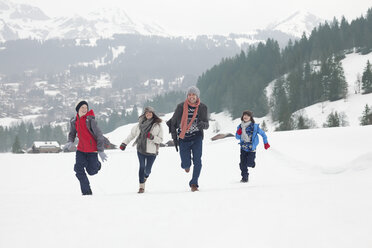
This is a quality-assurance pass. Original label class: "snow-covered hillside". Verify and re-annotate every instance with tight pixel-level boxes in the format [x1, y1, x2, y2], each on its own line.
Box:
[292, 51, 372, 128]
[1, 117, 371, 247]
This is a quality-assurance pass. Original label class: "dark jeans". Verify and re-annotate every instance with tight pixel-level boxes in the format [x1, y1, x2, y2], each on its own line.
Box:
[179, 135, 203, 187]
[137, 152, 157, 183]
[74, 150, 101, 194]
[239, 149, 256, 180]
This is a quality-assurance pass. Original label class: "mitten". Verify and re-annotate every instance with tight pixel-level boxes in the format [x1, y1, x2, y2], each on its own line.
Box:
[197, 121, 205, 130]
[237, 128, 242, 135]
[147, 132, 154, 140]
[173, 139, 179, 152]
[63, 141, 73, 152]
[120, 143, 127, 151]
[98, 151, 108, 162]
[264, 143, 270, 150]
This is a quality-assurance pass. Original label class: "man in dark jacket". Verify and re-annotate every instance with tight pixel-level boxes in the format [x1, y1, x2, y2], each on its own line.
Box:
[64, 100, 108, 195]
[167, 86, 209, 192]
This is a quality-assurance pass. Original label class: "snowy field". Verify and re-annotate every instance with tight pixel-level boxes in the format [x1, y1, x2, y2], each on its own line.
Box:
[1, 122, 372, 248]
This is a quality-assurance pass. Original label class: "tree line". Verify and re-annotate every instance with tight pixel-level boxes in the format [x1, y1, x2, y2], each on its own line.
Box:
[196, 8, 372, 122]
[0, 122, 66, 153]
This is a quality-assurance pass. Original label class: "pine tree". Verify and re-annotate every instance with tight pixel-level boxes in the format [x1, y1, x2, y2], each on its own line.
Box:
[261, 120, 268, 132]
[355, 73, 362, 94]
[321, 56, 348, 101]
[360, 104, 372, 125]
[362, 60, 372, 94]
[296, 115, 309, 129]
[12, 136, 22, 153]
[325, 111, 340, 127]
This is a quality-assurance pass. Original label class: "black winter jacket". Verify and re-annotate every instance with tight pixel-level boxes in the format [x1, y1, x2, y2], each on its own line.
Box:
[166, 102, 209, 140]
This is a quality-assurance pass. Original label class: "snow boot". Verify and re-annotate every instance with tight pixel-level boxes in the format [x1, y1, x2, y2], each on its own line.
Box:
[138, 183, 145, 194]
[240, 176, 248, 183]
[190, 184, 199, 192]
[83, 188, 93, 195]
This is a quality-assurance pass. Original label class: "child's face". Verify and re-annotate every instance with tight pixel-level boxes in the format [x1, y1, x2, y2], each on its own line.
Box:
[78, 104, 88, 117]
[145, 111, 153, 120]
[243, 114, 251, 122]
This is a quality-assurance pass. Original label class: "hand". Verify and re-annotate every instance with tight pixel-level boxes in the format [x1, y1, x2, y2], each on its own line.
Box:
[98, 151, 108, 162]
[173, 139, 179, 152]
[197, 121, 205, 130]
[264, 143, 270, 150]
[63, 141, 73, 152]
[147, 132, 154, 140]
[120, 143, 126, 151]
[237, 128, 242, 135]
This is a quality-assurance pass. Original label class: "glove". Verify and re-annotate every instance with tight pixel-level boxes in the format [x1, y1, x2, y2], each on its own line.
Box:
[173, 139, 179, 152]
[63, 141, 73, 152]
[120, 143, 126, 151]
[147, 132, 154, 140]
[237, 128, 242, 135]
[264, 143, 270, 150]
[197, 121, 206, 130]
[98, 151, 108, 162]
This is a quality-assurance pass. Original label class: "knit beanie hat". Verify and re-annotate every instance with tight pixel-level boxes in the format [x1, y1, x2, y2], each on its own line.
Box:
[143, 106, 155, 114]
[75, 100, 89, 112]
[186, 86, 200, 98]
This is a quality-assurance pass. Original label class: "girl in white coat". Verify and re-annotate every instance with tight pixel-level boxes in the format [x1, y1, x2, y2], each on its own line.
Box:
[120, 106, 163, 193]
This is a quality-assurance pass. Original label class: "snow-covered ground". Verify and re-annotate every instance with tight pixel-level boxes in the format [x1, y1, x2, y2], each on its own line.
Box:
[1, 115, 372, 248]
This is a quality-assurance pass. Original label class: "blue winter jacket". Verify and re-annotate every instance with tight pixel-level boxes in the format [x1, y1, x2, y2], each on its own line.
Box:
[235, 123, 268, 152]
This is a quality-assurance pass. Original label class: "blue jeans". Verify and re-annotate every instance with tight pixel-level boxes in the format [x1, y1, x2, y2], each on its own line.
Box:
[137, 152, 157, 183]
[179, 135, 203, 187]
[239, 149, 256, 180]
[74, 150, 101, 194]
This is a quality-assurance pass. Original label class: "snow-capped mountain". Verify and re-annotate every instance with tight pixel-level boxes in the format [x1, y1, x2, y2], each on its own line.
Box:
[266, 10, 324, 38]
[0, 0, 167, 41]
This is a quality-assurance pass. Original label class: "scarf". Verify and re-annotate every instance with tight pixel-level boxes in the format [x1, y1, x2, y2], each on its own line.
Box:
[240, 121, 252, 143]
[135, 117, 153, 154]
[179, 98, 200, 139]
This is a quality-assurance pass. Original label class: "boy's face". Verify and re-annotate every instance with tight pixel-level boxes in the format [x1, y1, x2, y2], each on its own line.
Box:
[243, 114, 251, 122]
[187, 93, 197, 104]
[78, 104, 88, 117]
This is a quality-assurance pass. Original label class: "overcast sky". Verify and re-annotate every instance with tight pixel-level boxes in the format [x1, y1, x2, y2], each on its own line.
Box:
[12, 0, 372, 35]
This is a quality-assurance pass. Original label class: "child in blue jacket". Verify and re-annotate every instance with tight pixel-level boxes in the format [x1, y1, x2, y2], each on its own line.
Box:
[235, 110, 270, 182]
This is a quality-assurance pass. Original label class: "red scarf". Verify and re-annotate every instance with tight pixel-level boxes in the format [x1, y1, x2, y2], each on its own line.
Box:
[179, 98, 200, 139]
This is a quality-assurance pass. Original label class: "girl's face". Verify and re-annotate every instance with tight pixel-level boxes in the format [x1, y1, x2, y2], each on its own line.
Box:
[243, 114, 251, 122]
[78, 104, 88, 117]
[145, 111, 153, 120]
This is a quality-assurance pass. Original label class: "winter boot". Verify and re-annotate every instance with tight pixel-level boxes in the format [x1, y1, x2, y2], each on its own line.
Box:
[190, 184, 199, 192]
[83, 188, 93, 195]
[138, 183, 145, 194]
[185, 167, 190, 173]
[240, 176, 249, 183]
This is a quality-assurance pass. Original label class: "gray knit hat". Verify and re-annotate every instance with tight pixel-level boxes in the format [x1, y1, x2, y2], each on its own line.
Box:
[186, 86, 200, 98]
[143, 106, 155, 114]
